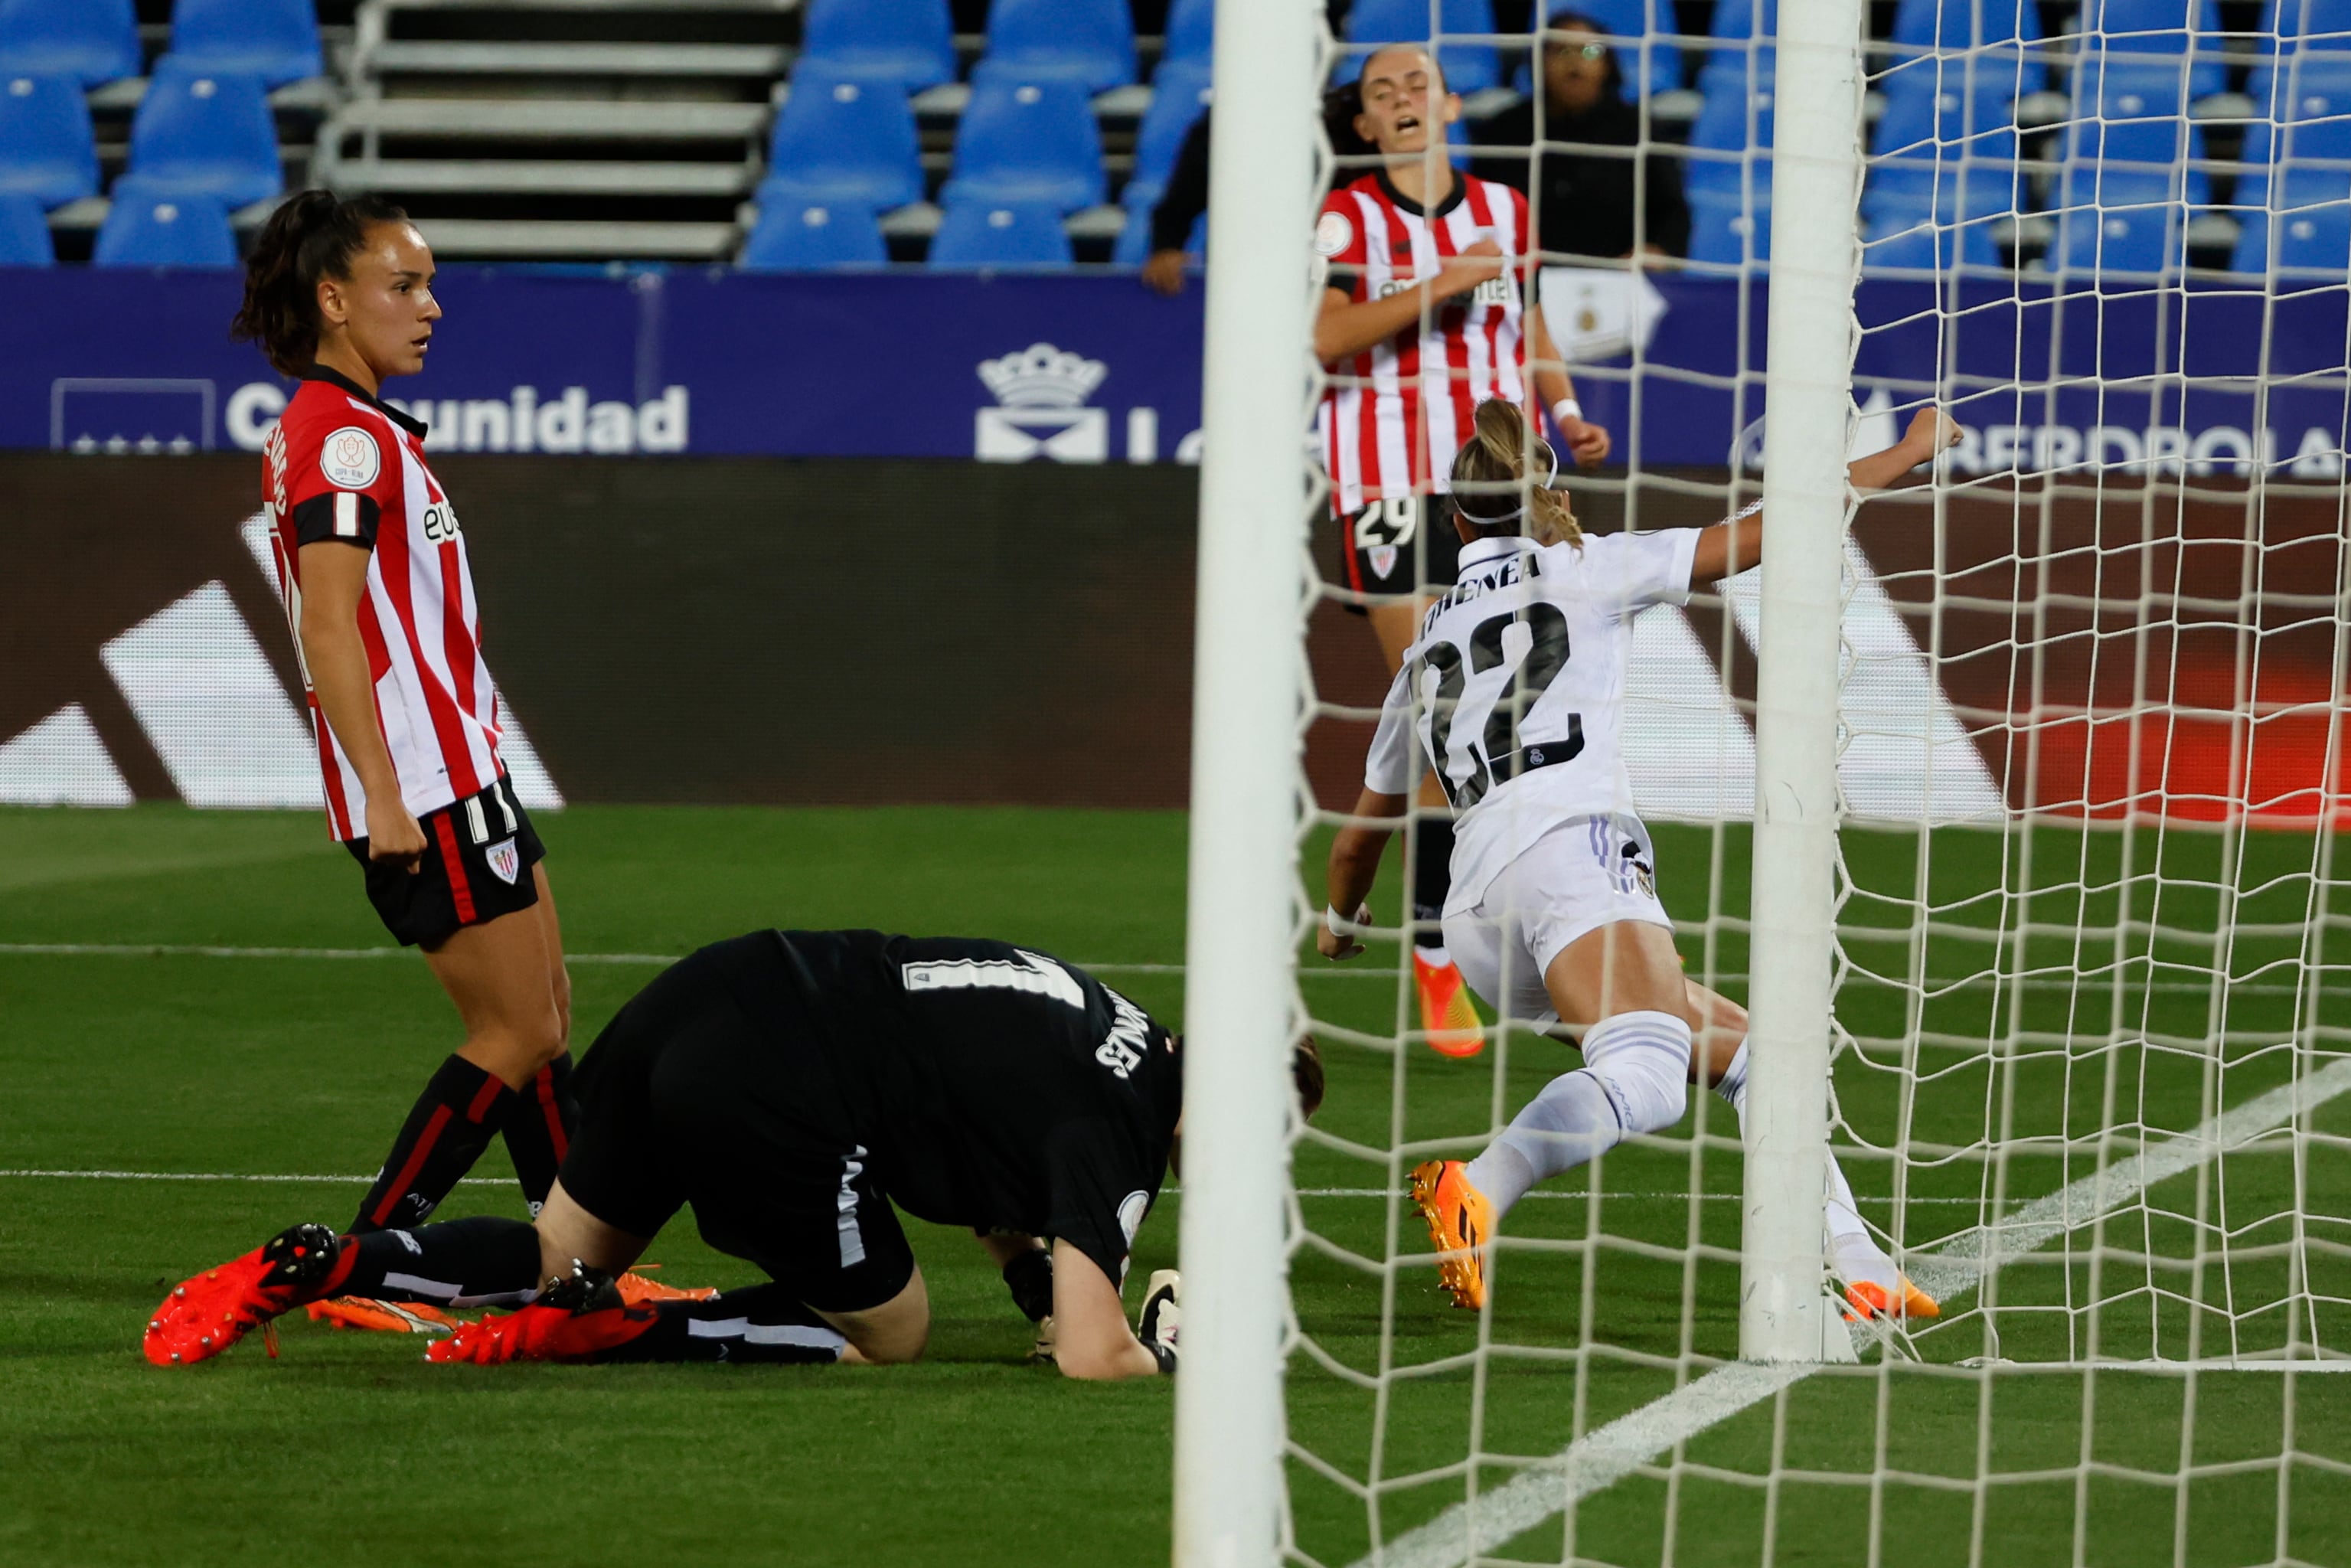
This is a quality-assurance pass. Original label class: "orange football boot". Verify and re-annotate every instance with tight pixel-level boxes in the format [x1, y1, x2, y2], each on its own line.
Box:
[615, 1266, 717, 1306]
[1413, 951, 1485, 1058]
[1409, 1159, 1496, 1309]
[1841, 1276, 1941, 1322]
[429, 1265, 656, 1365]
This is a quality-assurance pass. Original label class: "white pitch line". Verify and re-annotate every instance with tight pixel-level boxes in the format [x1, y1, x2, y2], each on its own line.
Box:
[1350, 1051, 2351, 1568]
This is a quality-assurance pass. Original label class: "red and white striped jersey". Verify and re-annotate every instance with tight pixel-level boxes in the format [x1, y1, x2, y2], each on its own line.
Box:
[1315, 170, 1533, 515]
[261, 364, 506, 842]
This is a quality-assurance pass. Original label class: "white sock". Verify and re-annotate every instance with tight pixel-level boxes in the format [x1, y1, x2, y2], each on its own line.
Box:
[1465, 1068, 1619, 1217]
[1713, 1040, 1897, 1292]
[1415, 942, 1454, 971]
[1465, 1011, 1693, 1217]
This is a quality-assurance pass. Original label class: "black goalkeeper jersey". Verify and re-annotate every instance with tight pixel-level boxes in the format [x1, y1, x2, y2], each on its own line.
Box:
[732, 929, 1182, 1288]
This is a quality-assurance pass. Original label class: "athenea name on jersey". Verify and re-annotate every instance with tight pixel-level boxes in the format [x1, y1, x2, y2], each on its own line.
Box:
[1367, 530, 1700, 915]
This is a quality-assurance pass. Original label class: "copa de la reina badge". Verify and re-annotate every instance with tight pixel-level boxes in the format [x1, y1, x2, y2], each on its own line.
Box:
[320, 426, 382, 490]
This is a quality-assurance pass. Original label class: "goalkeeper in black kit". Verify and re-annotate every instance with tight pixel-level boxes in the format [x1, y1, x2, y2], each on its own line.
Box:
[148, 931, 1324, 1381]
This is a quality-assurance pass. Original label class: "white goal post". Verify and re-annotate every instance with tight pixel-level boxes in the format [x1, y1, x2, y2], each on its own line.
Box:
[1741, 0, 1870, 1364]
[1172, 3, 1320, 1567]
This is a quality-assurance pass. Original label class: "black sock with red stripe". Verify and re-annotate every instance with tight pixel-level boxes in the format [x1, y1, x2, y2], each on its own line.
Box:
[500, 1051, 577, 1215]
[320, 1215, 544, 1307]
[349, 1055, 514, 1234]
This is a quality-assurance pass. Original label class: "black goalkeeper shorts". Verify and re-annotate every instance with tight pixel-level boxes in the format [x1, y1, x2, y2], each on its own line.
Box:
[560, 935, 916, 1315]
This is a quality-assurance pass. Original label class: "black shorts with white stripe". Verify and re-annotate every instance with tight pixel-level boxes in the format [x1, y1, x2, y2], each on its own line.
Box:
[347, 772, 544, 949]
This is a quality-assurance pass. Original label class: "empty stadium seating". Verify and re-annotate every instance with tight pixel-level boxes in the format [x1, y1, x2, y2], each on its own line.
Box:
[978, 0, 1136, 93]
[0, 73, 98, 209]
[1345, 0, 1501, 93]
[124, 60, 282, 211]
[2262, 0, 2351, 51]
[759, 65, 924, 212]
[2063, 63, 2212, 206]
[93, 185, 237, 267]
[0, 188, 53, 263]
[740, 200, 889, 270]
[1685, 77, 1775, 199]
[1688, 187, 1771, 265]
[2057, 203, 2188, 272]
[1888, 0, 2049, 96]
[1862, 213, 2005, 270]
[2072, 0, 2229, 103]
[168, 0, 324, 88]
[929, 199, 1074, 266]
[0, 0, 139, 88]
[1161, 0, 1214, 72]
[2232, 201, 2351, 269]
[941, 76, 1107, 211]
[796, 0, 956, 92]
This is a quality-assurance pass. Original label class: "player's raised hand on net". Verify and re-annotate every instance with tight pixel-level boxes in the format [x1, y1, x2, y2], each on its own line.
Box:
[1318, 904, 1373, 962]
[1902, 405, 1963, 462]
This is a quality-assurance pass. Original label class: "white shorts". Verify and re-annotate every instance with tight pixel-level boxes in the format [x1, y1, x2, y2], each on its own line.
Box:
[1441, 813, 1673, 1031]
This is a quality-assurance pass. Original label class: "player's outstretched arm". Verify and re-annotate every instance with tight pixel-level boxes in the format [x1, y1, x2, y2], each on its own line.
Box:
[1050, 1240, 1160, 1380]
[1687, 407, 1961, 583]
[1523, 305, 1610, 468]
[1313, 239, 1505, 364]
[1320, 787, 1409, 961]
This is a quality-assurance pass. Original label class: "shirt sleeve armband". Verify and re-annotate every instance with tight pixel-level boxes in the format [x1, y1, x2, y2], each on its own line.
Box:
[291, 491, 381, 549]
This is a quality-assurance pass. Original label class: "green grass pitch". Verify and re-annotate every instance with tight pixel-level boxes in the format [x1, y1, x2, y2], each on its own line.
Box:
[2, 805, 2347, 1566]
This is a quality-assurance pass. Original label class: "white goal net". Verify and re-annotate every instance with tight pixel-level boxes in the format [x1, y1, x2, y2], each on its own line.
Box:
[1273, 2, 2351, 1565]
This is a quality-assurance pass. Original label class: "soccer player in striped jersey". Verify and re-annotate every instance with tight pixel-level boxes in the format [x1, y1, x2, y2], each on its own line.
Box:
[1317, 399, 1961, 1322]
[1315, 42, 1614, 1059]
[144, 932, 1321, 1380]
[227, 194, 664, 1327]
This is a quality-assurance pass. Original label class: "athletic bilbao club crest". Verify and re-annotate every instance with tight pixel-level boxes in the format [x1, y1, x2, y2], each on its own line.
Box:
[485, 836, 521, 885]
[1370, 546, 1399, 580]
[975, 342, 1109, 462]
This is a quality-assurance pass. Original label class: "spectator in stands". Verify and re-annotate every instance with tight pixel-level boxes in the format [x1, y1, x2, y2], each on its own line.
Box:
[1472, 13, 1689, 263]
[1140, 83, 1376, 296]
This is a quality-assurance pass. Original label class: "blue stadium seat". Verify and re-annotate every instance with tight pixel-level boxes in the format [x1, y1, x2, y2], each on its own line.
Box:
[2062, 61, 2209, 205]
[940, 75, 1105, 211]
[1700, 0, 1775, 97]
[2072, 0, 2226, 101]
[0, 189, 53, 263]
[1162, 0, 1214, 71]
[759, 65, 923, 211]
[1541, 0, 1684, 100]
[2237, 98, 2351, 209]
[740, 200, 887, 270]
[2051, 201, 2184, 273]
[928, 199, 1073, 267]
[2231, 201, 2351, 269]
[796, 0, 955, 92]
[979, 0, 1135, 92]
[124, 60, 281, 208]
[1888, 0, 2048, 96]
[2250, 46, 2351, 119]
[2261, 0, 2351, 51]
[1687, 187, 1771, 264]
[1866, 85, 2020, 219]
[0, 0, 139, 87]
[1346, 0, 1501, 94]
[1125, 63, 1210, 212]
[0, 73, 98, 207]
[1684, 77, 1774, 198]
[93, 185, 237, 266]
[168, 0, 322, 87]
[1861, 211, 2004, 269]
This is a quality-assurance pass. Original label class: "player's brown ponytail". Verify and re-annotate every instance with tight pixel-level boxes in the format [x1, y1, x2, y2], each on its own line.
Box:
[1449, 398, 1584, 550]
[231, 190, 412, 377]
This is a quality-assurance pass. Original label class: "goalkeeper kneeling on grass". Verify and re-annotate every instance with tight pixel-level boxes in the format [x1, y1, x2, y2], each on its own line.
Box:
[1320, 397, 1961, 1323]
[148, 930, 1321, 1380]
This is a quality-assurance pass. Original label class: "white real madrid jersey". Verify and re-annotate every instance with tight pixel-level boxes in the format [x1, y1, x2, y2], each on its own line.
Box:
[1364, 528, 1701, 915]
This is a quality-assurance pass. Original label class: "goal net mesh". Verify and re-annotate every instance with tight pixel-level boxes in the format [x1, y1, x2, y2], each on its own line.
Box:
[1284, 4, 2351, 1566]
